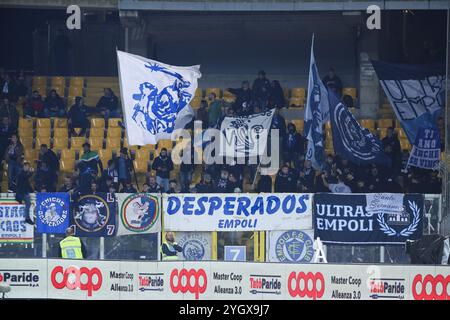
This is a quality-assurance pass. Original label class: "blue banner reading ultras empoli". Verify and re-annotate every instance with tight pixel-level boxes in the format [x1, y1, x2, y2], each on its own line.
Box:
[314, 193, 424, 245]
[163, 193, 313, 232]
[36, 193, 70, 234]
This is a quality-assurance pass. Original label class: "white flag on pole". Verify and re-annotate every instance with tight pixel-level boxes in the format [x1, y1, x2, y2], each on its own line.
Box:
[117, 50, 201, 145]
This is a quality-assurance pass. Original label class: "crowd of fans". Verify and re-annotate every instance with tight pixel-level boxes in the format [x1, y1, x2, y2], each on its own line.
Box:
[0, 68, 443, 205]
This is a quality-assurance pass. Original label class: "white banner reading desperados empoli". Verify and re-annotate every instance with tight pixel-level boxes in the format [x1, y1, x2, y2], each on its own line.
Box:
[117, 50, 201, 145]
[163, 193, 312, 232]
[0, 199, 34, 243]
[117, 193, 161, 236]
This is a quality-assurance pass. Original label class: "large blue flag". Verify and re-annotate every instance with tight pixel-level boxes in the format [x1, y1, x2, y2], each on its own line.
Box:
[329, 92, 391, 166]
[36, 193, 70, 234]
[372, 60, 445, 144]
[304, 35, 329, 170]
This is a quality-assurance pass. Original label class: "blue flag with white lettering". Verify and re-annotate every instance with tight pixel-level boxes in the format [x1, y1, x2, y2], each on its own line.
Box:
[36, 193, 70, 234]
[407, 127, 441, 170]
[372, 60, 445, 144]
[329, 92, 391, 166]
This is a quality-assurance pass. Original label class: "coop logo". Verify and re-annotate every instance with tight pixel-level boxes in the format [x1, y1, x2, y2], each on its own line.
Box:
[138, 273, 164, 293]
[249, 275, 281, 295]
[412, 274, 450, 300]
[369, 278, 405, 300]
[170, 268, 207, 299]
[51, 266, 103, 297]
[288, 271, 325, 300]
[0, 270, 40, 287]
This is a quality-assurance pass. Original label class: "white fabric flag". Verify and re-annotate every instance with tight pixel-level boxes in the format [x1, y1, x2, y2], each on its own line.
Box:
[117, 50, 201, 145]
[219, 109, 275, 158]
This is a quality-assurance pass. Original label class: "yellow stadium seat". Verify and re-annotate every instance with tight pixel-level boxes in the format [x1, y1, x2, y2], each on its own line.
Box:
[51, 76, 65, 88]
[396, 128, 407, 139]
[140, 144, 156, 151]
[36, 127, 51, 138]
[54, 118, 68, 128]
[190, 96, 202, 109]
[85, 87, 104, 97]
[134, 149, 150, 161]
[36, 118, 51, 129]
[61, 149, 76, 160]
[53, 128, 69, 138]
[400, 139, 411, 151]
[36, 136, 51, 147]
[53, 137, 68, 150]
[158, 139, 173, 151]
[68, 86, 83, 97]
[106, 137, 121, 149]
[289, 97, 304, 108]
[378, 119, 394, 128]
[20, 137, 33, 149]
[89, 128, 105, 138]
[91, 118, 105, 128]
[360, 119, 375, 131]
[205, 88, 221, 98]
[84, 96, 99, 107]
[70, 77, 84, 87]
[291, 88, 306, 98]
[291, 120, 304, 131]
[325, 122, 332, 131]
[24, 149, 39, 163]
[395, 120, 401, 128]
[133, 160, 148, 173]
[98, 149, 113, 167]
[378, 128, 388, 139]
[19, 118, 34, 130]
[343, 87, 357, 99]
[223, 90, 236, 99]
[52, 86, 65, 97]
[195, 88, 202, 98]
[108, 118, 121, 128]
[107, 127, 122, 139]
[61, 159, 75, 172]
[66, 96, 76, 107]
[88, 137, 104, 150]
[19, 127, 33, 138]
[71, 137, 86, 149]
[32, 76, 47, 87]
[283, 88, 290, 99]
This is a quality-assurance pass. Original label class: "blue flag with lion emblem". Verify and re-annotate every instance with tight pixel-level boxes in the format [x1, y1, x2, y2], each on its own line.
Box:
[329, 92, 391, 166]
[117, 50, 201, 145]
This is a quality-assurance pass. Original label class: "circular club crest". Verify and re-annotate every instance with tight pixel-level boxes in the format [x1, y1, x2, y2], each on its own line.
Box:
[37, 197, 68, 227]
[275, 230, 314, 263]
[74, 195, 110, 232]
[178, 233, 208, 260]
[120, 194, 159, 233]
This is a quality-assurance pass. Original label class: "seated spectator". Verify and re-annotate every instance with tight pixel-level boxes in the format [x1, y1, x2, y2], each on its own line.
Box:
[4, 133, 24, 192]
[268, 80, 285, 109]
[283, 123, 305, 169]
[252, 70, 271, 109]
[322, 174, 351, 193]
[96, 88, 120, 118]
[228, 81, 252, 116]
[215, 168, 233, 193]
[120, 180, 137, 193]
[68, 97, 91, 137]
[44, 89, 66, 117]
[195, 100, 208, 129]
[145, 175, 162, 193]
[256, 175, 272, 193]
[274, 165, 296, 193]
[25, 91, 45, 118]
[59, 175, 75, 193]
[298, 160, 316, 192]
[167, 180, 178, 194]
[151, 148, 173, 192]
[207, 92, 222, 128]
[34, 161, 57, 192]
[228, 173, 240, 191]
[322, 67, 343, 96]
[194, 173, 213, 193]
[100, 176, 117, 193]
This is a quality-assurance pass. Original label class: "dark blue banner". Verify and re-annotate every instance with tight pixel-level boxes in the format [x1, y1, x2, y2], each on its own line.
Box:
[71, 193, 116, 237]
[407, 127, 441, 170]
[314, 193, 424, 244]
[329, 92, 391, 167]
[36, 193, 70, 234]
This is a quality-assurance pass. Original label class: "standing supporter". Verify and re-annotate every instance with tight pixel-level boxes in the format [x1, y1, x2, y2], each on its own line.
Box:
[77, 143, 103, 191]
[44, 89, 66, 117]
[195, 100, 208, 128]
[34, 161, 57, 192]
[151, 148, 173, 192]
[179, 154, 194, 193]
[38, 144, 59, 173]
[283, 122, 305, 169]
[207, 92, 222, 128]
[256, 175, 272, 193]
[15, 161, 34, 225]
[25, 91, 45, 118]
[96, 88, 120, 118]
[252, 70, 271, 109]
[268, 80, 285, 109]
[322, 68, 343, 96]
[115, 148, 133, 189]
[227, 81, 253, 116]
[382, 127, 402, 176]
[4, 133, 23, 191]
[67, 97, 91, 137]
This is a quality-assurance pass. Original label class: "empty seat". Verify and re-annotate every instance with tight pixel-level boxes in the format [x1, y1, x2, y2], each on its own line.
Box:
[88, 137, 104, 150]
[89, 127, 105, 138]
[400, 139, 411, 151]
[133, 159, 148, 173]
[19, 126, 33, 138]
[106, 137, 121, 149]
[140, 144, 156, 151]
[205, 88, 221, 98]
[85, 87, 104, 97]
[71, 137, 86, 149]
[134, 149, 150, 161]
[396, 128, 407, 139]
[51, 76, 65, 88]
[36, 127, 51, 138]
[61, 159, 76, 172]
[52, 86, 65, 97]
[194, 88, 202, 98]
[70, 77, 84, 87]
[20, 137, 33, 149]
[190, 96, 202, 109]
[378, 119, 394, 128]
[19, 118, 34, 130]
[68, 86, 83, 97]
[107, 127, 122, 139]
[108, 118, 121, 128]
[378, 128, 388, 139]
[54, 118, 68, 128]
[158, 139, 173, 151]
[32, 76, 47, 87]
[24, 149, 39, 163]
[91, 118, 105, 128]
[291, 88, 306, 98]
[291, 120, 304, 131]
[343, 87, 357, 99]
[360, 119, 375, 131]
[36, 136, 51, 147]
[289, 97, 304, 108]
[98, 149, 113, 167]
[53, 137, 69, 150]
[36, 118, 51, 129]
[61, 149, 76, 161]
[53, 128, 69, 138]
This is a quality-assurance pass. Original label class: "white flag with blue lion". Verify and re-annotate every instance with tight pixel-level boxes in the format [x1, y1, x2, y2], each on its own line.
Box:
[117, 50, 201, 145]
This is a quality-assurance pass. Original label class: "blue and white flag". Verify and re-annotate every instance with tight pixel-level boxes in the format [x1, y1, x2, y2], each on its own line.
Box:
[117, 50, 201, 145]
[372, 60, 445, 144]
[36, 193, 70, 234]
[304, 35, 330, 170]
[407, 127, 441, 170]
[329, 92, 391, 166]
